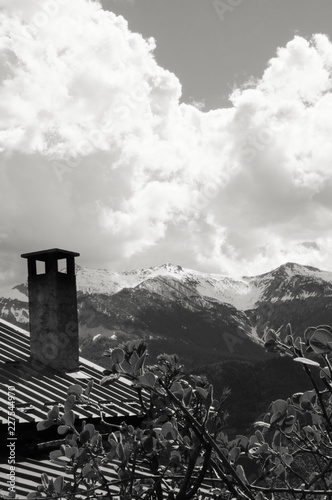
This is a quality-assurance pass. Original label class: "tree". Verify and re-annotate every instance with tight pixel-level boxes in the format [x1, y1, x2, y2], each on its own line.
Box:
[27, 326, 332, 499]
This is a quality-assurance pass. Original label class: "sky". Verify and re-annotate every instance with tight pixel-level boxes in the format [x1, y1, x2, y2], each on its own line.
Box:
[1, 0, 332, 291]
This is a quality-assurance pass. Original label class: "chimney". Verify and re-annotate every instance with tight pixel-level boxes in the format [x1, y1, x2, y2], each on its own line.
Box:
[21, 248, 80, 373]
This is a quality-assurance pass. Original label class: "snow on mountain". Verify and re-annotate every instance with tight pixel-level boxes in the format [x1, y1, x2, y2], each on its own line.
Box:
[75, 263, 259, 309]
[249, 262, 332, 304]
[75, 263, 186, 296]
[2, 261, 332, 366]
[75, 261, 332, 311]
[2, 261, 332, 313]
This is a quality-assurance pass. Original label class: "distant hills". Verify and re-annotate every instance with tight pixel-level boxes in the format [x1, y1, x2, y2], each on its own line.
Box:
[2, 261, 331, 432]
[2, 261, 332, 368]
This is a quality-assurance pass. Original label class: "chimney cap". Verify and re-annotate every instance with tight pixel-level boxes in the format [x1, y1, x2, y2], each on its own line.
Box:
[21, 248, 80, 261]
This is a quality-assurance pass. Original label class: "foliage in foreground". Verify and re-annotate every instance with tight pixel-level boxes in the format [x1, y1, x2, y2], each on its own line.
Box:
[13, 325, 332, 499]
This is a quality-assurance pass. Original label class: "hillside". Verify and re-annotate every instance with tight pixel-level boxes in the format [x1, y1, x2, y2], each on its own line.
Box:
[2, 261, 331, 431]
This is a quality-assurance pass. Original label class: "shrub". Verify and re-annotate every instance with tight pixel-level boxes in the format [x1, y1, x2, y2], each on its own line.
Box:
[28, 326, 332, 499]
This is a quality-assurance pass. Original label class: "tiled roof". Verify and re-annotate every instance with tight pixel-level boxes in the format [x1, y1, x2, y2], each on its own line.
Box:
[0, 318, 146, 498]
[0, 456, 143, 498]
[0, 319, 216, 500]
[0, 319, 142, 426]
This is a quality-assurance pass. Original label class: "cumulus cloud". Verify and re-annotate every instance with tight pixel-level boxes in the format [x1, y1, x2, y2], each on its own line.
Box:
[0, 0, 332, 290]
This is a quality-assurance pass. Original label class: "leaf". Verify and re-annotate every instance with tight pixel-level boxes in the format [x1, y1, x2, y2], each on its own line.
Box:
[77, 447, 88, 465]
[54, 476, 64, 493]
[234, 435, 249, 450]
[121, 359, 133, 374]
[47, 405, 59, 421]
[271, 399, 288, 415]
[195, 386, 208, 401]
[320, 366, 331, 379]
[170, 382, 184, 400]
[62, 410, 75, 426]
[255, 430, 264, 444]
[58, 425, 71, 435]
[40, 473, 49, 489]
[309, 328, 332, 354]
[304, 326, 317, 343]
[64, 394, 76, 412]
[265, 329, 277, 342]
[117, 442, 126, 463]
[84, 423, 95, 438]
[138, 372, 156, 388]
[284, 415, 295, 434]
[281, 453, 293, 466]
[65, 446, 78, 459]
[142, 435, 156, 453]
[130, 351, 139, 369]
[301, 390, 316, 404]
[111, 348, 125, 366]
[134, 352, 146, 374]
[254, 421, 270, 429]
[229, 446, 240, 464]
[183, 387, 192, 406]
[67, 384, 83, 398]
[79, 429, 91, 444]
[170, 450, 181, 465]
[49, 450, 63, 460]
[273, 463, 285, 477]
[162, 422, 178, 440]
[236, 465, 248, 485]
[293, 357, 320, 367]
[37, 419, 54, 431]
[285, 323, 292, 336]
[82, 464, 95, 480]
[91, 431, 101, 448]
[84, 379, 94, 398]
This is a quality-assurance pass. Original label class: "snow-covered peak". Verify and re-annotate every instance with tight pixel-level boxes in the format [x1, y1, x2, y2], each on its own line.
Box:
[69, 261, 332, 310]
[3, 261, 332, 312]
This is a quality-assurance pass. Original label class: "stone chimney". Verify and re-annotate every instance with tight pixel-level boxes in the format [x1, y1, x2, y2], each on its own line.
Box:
[21, 248, 80, 373]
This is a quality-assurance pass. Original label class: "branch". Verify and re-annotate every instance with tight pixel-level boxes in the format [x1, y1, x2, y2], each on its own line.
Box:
[185, 444, 212, 500]
[161, 381, 256, 500]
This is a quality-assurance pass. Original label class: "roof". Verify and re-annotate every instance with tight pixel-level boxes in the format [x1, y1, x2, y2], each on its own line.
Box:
[21, 249, 80, 260]
[0, 457, 148, 498]
[0, 317, 147, 499]
[0, 319, 215, 500]
[0, 319, 142, 426]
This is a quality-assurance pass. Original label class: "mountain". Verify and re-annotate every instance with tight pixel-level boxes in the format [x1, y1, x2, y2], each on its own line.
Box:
[2, 262, 332, 369]
[3, 261, 332, 433]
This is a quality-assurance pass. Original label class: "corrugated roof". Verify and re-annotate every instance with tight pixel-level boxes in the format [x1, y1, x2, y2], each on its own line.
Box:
[0, 456, 154, 498]
[0, 320, 216, 500]
[0, 319, 143, 425]
[0, 319, 148, 498]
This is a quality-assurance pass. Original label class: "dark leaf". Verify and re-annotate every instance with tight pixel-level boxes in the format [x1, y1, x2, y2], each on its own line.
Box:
[67, 384, 83, 398]
[84, 379, 94, 398]
[138, 372, 156, 388]
[310, 328, 332, 354]
[62, 410, 75, 427]
[37, 419, 54, 431]
[271, 399, 288, 415]
[54, 476, 64, 493]
[111, 348, 125, 366]
[58, 425, 71, 435]
[64, 394, 76, 412]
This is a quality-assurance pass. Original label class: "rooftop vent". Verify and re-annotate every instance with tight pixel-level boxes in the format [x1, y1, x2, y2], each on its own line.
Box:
[21, 248, 80, 373]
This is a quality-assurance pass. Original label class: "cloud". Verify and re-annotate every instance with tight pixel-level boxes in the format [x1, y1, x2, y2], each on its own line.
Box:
[0, 1, 332, 289]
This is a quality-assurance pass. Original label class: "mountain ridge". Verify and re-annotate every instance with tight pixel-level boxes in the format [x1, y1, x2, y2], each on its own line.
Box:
[2, 261, 332, 369]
